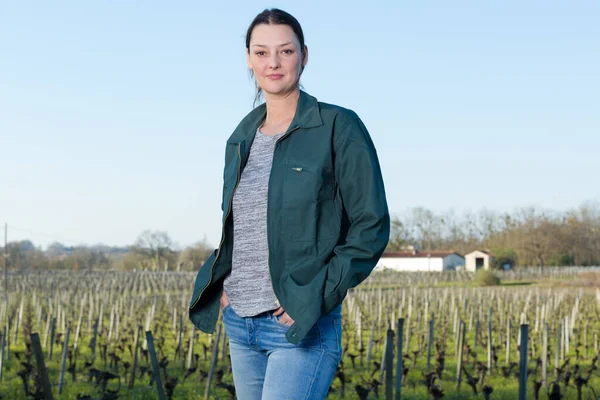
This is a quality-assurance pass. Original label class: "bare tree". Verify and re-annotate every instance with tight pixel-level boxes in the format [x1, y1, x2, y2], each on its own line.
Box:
[133, 230, 173, 271]
[178, 238, 213, 271]
[386, 216, 415, 251]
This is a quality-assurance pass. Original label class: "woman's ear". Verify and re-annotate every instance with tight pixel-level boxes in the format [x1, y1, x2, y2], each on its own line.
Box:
[302, 45, 309, 67]
[246, 49, 252, 69]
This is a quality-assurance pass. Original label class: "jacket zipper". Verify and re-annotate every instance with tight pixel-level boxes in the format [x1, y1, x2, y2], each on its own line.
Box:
[189, 143, 242, 311]
[267, 126, 300, 309]
[190, 124, 300, 313]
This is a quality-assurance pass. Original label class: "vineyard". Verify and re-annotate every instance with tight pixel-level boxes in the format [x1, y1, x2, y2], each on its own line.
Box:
[2, 267, 600, 399]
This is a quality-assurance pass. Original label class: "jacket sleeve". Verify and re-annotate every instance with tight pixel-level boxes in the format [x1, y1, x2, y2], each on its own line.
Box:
[322, 114, 390, 314]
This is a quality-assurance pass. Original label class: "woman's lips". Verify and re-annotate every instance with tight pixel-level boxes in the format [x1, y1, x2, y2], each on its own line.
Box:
[267, 74, 283, 80]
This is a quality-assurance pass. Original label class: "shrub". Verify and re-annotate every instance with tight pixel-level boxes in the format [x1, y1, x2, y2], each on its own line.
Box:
[490, 247, 518, 269]
[473, 269, 500, 286]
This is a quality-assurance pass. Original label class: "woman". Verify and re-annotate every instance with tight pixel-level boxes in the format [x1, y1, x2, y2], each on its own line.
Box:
[189, 8, 390, 399]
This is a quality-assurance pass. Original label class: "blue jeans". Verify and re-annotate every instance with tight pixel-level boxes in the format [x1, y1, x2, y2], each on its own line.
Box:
[222, 303, 343, 400]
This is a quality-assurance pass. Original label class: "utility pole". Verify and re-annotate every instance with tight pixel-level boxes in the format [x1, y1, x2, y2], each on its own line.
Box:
[4, 223, 7, 304]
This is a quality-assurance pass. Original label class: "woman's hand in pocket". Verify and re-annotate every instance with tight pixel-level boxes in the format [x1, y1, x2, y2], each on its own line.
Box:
[272, 306, 295, 326]
[220, 290, 230, 310]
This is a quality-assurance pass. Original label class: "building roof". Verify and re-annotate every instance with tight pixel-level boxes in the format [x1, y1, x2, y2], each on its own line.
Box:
[465, 249, 493, 257]
[382, 250, 464, 259]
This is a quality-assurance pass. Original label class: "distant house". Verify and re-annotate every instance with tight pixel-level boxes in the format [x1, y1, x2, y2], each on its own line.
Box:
[465, 250, 495, 271]
[375, 250, 465, 272]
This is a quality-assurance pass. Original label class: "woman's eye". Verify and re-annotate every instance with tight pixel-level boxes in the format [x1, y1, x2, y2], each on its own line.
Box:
[283, 49, 294, 54]
[255, 51, 266, 56]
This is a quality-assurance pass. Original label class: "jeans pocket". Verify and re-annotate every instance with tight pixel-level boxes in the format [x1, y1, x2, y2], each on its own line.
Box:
[274, 314, 292, 329]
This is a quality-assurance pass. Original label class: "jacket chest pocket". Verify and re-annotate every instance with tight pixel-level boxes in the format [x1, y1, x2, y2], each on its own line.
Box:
[282, 160, 337, 241]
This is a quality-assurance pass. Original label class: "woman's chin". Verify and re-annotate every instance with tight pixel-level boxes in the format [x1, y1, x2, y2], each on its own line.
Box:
[261, 83, 297, 97]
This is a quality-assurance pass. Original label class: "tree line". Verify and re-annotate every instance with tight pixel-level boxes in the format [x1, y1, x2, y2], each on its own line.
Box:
[387, 201, 600, 267]
[2, 201, 599, 270]
[0, 229, 213, 271]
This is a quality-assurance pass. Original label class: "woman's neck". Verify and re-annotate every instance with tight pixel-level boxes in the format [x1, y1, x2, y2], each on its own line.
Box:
[262, 89, 300, 130]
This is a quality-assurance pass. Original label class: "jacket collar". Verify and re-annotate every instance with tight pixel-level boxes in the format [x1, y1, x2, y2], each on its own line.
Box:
[227, 90, 323, 144]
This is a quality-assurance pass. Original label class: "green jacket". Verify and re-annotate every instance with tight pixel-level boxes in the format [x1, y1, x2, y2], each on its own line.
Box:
[189, 90, 390, 344]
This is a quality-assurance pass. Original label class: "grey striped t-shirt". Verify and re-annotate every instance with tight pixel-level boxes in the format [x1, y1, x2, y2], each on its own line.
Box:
[223, 128, 284, 317]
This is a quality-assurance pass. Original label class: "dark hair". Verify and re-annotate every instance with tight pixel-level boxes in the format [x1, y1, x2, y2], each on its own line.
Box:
[245, 9, 306, 107]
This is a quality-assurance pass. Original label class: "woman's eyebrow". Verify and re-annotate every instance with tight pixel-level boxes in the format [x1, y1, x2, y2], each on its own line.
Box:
[252, 42, 292, 48]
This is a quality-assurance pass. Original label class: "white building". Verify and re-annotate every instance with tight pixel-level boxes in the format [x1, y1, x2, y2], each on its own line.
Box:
[375, 250, 465, 272]
[465, 250, 495, 271]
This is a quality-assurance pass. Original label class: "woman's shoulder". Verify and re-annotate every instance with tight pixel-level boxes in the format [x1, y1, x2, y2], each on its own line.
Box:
[226, 103, 266, 143]
[319, 101, 358, 118]
[316, 99, 371, 146]
[318, 100, 360, 124]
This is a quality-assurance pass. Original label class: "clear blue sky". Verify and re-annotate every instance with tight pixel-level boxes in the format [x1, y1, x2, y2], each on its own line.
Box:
[1, 1, 598, 249]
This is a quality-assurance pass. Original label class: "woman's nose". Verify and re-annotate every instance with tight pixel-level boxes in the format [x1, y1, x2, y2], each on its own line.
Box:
[269, 54, 281, 69]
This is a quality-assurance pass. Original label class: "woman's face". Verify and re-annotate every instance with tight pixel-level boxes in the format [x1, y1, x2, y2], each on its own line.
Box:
[247, 23, 307, 98]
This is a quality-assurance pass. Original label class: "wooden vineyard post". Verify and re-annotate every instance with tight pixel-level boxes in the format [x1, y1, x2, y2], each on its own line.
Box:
[220, 323, 228, 362]
[584, 321, 588, 359]
[426, 313, 434, 371]
[48, 317, 56, 361]
[176, 312, 184, 360]
[506, 318, 511, 365]
[487, 319, 492, 372]
[555, 322, 561, 377]
[560, 320, 565, 360]
[542, 323, 548, 386]
[468, 307, 473, 332]
[172, 304, 177, 332]
[404, 319, 410, 355]
[107, 305, 115, 345]
[356, 310, 362, 349]
[146, 331, 166, 400]
[456, 321, 465, 391]
[0, 325, 6, 381]
[416, 311, 423, 350]
[129, 325, 142, 389]
[73, 310, 82, 356]
[453, 308, 459, 349]
[519, 324, 529, 400]
[385, 327, 394, 400]
[379, 331, 388, 383]
[5, 316, 10, 361]
[90, 317, 99, 366]
[43, 313, 51, 349]
[87, 293, 93, 332]
[58, 325, 70, 394]
[13, 300, 23, 345]
[31, 333, 54, 400]
[474, 319, 480, 348]
[186, 326, 196, 369]
[358, 314, 364, 367]
[367, 319, 376, 367]
[565, 316, 570, 356]
[115, 302, 120, 341]
[396, 318, 404, 400]
[73, 299, 83, 354]
[204, 323, 222, 400]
